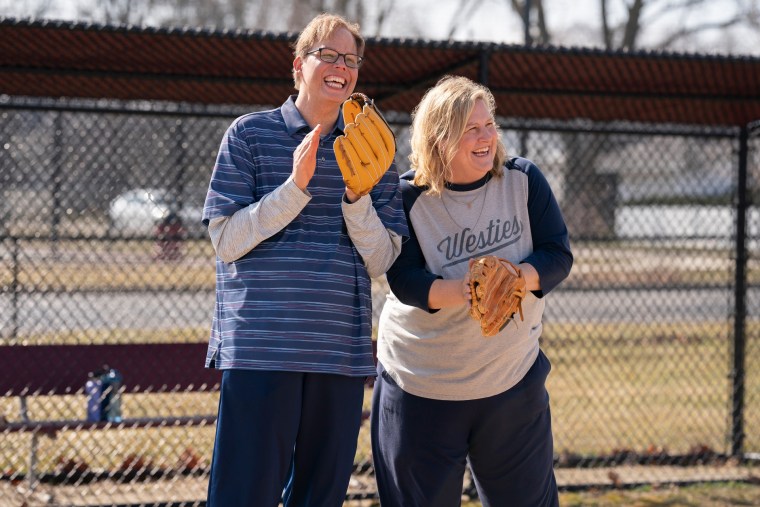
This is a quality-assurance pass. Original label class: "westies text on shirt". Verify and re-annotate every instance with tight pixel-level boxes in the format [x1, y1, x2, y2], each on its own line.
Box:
[437, 215, 522, 268]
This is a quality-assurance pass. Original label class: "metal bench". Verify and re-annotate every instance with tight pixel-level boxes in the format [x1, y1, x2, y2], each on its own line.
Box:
[0, 343, 220, 488]
[1, 341, 375, 490]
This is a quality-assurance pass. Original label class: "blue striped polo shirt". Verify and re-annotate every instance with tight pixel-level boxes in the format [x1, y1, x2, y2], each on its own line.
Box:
[202, 96, 408, 377]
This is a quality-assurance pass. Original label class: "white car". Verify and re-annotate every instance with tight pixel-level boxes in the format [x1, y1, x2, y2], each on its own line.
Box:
[109, 188, 203, 237]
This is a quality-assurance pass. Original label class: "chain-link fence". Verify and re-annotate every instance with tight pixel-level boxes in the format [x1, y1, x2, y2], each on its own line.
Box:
[1, 99, 758, 505]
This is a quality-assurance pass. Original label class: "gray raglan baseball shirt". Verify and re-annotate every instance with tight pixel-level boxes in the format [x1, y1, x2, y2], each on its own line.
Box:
[377, 157, 573, 400]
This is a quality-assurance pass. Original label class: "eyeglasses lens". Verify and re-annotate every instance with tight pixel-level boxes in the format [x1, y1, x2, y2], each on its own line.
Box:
[312, 49, 362, 69]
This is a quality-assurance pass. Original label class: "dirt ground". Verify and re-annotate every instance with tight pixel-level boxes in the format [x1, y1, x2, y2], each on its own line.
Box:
[2, 463, 758, 506]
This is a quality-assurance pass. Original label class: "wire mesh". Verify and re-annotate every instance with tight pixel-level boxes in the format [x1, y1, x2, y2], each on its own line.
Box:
[0, 100, 757, 505]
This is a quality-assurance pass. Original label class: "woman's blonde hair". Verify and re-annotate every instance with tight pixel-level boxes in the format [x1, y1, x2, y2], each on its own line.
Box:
[410, 75, 507, 195]
[292, 13, 364, 90]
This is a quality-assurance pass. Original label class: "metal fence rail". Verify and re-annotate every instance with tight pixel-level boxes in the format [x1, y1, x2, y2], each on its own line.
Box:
[1, 99, 758, 505]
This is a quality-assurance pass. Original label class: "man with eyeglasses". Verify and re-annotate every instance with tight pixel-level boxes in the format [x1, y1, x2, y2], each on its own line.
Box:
[202, 12, 408, 507]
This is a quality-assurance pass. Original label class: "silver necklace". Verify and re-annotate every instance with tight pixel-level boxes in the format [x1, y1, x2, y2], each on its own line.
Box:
[440, 175, 490, 230]
[443, 191, 480, 209]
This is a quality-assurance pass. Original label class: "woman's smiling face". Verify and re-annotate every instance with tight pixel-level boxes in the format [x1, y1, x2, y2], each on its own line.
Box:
[448, 99, 498, 184]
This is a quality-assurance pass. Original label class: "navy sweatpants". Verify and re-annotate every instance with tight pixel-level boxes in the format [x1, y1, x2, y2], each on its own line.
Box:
[371, 350, 559, 507]
[206, 369, 366, 507]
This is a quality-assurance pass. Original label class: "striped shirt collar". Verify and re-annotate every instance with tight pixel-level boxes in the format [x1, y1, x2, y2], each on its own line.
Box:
[281, 95, 346, 137]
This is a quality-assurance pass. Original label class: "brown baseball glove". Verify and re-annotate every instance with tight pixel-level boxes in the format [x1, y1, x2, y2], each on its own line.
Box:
[334, 93, 396, 196]
[468, 256, 527, 337]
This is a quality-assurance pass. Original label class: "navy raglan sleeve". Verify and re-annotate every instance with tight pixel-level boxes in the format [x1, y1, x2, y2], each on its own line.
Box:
[520, 159, 574, 295]
[385, 177, 441, 312]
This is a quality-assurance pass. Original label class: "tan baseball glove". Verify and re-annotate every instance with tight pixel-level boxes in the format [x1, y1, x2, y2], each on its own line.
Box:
[334, 93, 396, 196]
[468, 256, 527, 337]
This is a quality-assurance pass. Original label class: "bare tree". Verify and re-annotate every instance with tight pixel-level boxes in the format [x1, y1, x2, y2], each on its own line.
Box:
[647, 0, 759, 51]
[140, 0, 255, 29]
[73, 0, 153, 25]
[506, 0, 759, 53]
[127, 0, 373, 33]
[492, 0, 759, 238]
[1, 0, 57, 20]
[371, 0, 396, 36]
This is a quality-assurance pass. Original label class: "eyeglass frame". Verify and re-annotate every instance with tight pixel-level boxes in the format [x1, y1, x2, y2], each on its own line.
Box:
[305, 47, 364, 69]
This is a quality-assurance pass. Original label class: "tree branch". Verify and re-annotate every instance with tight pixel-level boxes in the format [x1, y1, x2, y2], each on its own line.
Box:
[447, 0, 490, 39]
[657, 15, 746, 47]
[601, 0, 612, 49]
[622, 0, 644, 50]
[535, 0, 551, 44]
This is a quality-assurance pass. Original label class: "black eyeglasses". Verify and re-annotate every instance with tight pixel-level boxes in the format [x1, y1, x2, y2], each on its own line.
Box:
[305, 47, 364, 69]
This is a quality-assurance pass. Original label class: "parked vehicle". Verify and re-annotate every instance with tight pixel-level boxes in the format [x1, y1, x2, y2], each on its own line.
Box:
[109, 188, 203, 237]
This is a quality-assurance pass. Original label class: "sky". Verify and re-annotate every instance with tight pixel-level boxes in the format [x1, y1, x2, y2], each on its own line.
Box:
[2, 0, 758, 56]
[377, 0, 760, 56]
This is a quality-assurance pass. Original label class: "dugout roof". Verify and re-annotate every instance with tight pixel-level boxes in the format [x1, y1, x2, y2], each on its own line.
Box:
[1, 17, 760, 127]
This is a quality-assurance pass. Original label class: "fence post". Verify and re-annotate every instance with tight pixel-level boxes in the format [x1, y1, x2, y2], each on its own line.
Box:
[51, 112, 63, 251]
[19, 396, 39, 490]
[730, 125, 749, 457]
[11, 236, 19, 340]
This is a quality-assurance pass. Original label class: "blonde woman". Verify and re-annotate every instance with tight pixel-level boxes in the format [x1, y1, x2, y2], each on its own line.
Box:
[202, 13, 407, 506]
[371, 75, 572, 507]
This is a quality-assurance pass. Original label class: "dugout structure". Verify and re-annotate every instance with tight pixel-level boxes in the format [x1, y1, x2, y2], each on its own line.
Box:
[1, 17, 759, 504]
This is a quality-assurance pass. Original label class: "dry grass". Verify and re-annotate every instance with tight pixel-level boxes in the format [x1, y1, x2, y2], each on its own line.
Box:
[2, 321, 758, 474]
[342, 481, 760, 506]
[2, 238, 759, 504]
[559, 481, 760, 506]
[343, 481, 760, 506]
[545, 320, 760, 456]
